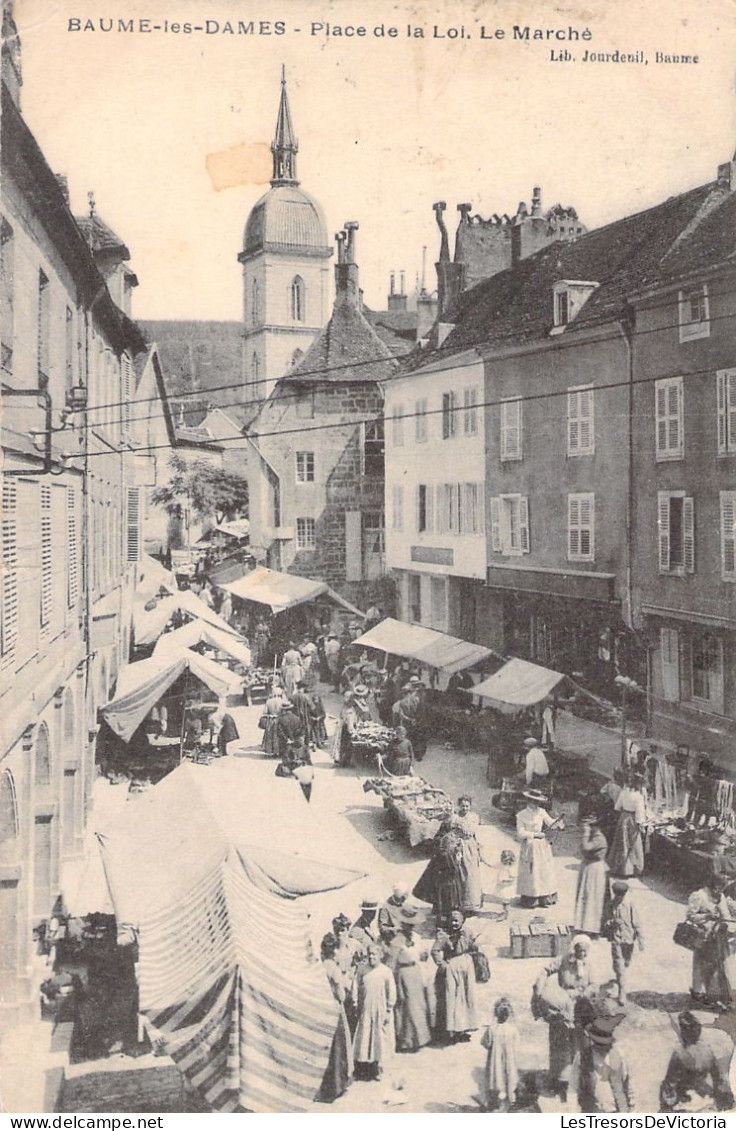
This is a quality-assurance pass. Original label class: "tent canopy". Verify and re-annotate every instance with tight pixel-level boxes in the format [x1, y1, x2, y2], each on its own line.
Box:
[136, 554, 177, 600]
[154, 619, 252, 668]
[219, 565, 364, 617]
[352, 617, 495, 674]
[134, 588, 239, 646]
[101, 652, 242, 742]
[472, 657, 566, 714]
[97, 764, 366, 1113]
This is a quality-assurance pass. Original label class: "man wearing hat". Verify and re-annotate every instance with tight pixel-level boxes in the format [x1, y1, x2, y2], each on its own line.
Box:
[275, 698, 307, 772]
[392, 678, 428, 761]
[569, 1014, 633, 1112]
[522, 736, 549, 787]
[603, 880, 644, 1006]
[378, 883, 410, 945]
[350, 897, 382, 968]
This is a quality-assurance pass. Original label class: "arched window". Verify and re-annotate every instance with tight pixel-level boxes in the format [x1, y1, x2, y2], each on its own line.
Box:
[290, 348, 304, 369]
[290, 276, 305, 323]
[34, 723, 51, 788]
[0, 770, 19, 862]
[251, 278, 260, 325]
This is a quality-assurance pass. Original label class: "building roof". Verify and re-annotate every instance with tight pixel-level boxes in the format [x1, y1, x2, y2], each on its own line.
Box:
[242, 184, 330, 257]
[363, 306, 419, 356]
[422, 179, 724, 362]
[139, 320, 243, 422]
[283, 300, 399, 385]
[76, 212, 130, 259]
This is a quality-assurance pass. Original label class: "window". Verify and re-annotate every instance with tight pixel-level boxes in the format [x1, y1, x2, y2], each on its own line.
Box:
[721, 491, 736, 581]
[290, 276, 305, 322]
[655, 377, 684, 460]
[461, 483, 483, 534]
[658, 492, 694, 574]
[415, 398, 428, 442]
[500, 397, 522, 460]
[1, 480, 18, 664]
[437, 484, 460, 534]
[296, 517, 316, 550]
[67, 489, 78, 609]
[717, 370, 736, 455]
[442, 392, 457, 439]
[363, 512, 385, 557]
[417, 484, 433, 533]
[296, 390, 314, 419]
[40, 486, 52, 630]
[660, 627, 680, 703]
[679, 283, 710, 342]
[490, 495, 530, 555]
[392, 486, 404, 532]
[567, 493, 594, 561]
[689, 632, 723, 708]
[555, 289, 569, 326]
[295, 451, 315, 483]
[362, 420, 384, 477]
[463, 387, 478, 435]
[0, 217, 14, 373]
[567, 386, 594, 456]
[38, 270, 50, 384]
[392, 405, 404, 446]
[252, 278, 260, 324]
[408, 574, 421, 623]
[125, 486, 141, 563]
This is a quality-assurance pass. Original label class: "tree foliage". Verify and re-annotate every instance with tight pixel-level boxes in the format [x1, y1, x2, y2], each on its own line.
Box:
[151, 455, 249, 525]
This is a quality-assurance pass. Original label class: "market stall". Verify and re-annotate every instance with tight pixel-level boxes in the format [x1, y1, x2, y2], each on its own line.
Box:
[363, 776, 454, 847]
[348, 721, 395, 768]
[218, 565, 364, 618]
[351, 617, 495, 681]
[153, 618, 252, 669]
[133, 588, 239, 647]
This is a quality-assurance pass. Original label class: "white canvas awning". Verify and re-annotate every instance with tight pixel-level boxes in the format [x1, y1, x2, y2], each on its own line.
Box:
[154, 619, 252, 668]
[101, 652, 242, 742]
[219, 566, 364, 617]
[472, 657, 566, 713]
[352, 617, 495, 674]
[134, 588, 239, 646]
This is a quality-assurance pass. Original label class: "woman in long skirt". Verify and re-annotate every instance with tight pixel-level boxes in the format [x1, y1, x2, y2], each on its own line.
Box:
[450, 796, 484, 914]
[318, 934, 354, 1103]
[259, 684, 283, 757]
[431, 910, 479, 1044]
[392, 910, 432, 1052]
[353, 944, 396, 1080]
[413, 825, 465, 916]
[516, 791, 560, 909]
[574, 817, 609, 937]
[607, 774, 646, 878]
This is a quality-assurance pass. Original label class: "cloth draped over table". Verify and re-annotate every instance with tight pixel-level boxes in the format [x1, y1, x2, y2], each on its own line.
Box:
[101, 652, 242, 742]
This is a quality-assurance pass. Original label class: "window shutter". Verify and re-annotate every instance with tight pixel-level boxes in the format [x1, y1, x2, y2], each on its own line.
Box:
[568, 391, 578, 453]
[125, 487, 141, 563]
[579, 495, 592, 558]
[568, 496, 579, 558]
[660, 628, 680, 702]
[491, 497, 501, 552]
[683, 497, 695, 573]
[520, 497, 530, 553]
[679, 634, 692, 702]
[426, 485, 434, 533]
[655, 384, 666, 453]
[1, 479, 18, 662]
[658, 493, 671, 572]
[721, 492, 736, 578]
[718, 372, 728, 454]
[40, 485, 52, 630]
[729, 374, 736, 454]
[579, 388, 593, 452]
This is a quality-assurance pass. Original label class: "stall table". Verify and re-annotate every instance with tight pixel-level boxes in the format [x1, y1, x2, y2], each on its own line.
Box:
[350, 722, 395, 768]
[364, 776, 453, 846]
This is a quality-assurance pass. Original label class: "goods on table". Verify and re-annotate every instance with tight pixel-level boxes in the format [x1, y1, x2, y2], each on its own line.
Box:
[350, 721, 394, 766]
[510, 919, 572, 959]
[364, 775, 453, 846]
[243, 667, 274, 703]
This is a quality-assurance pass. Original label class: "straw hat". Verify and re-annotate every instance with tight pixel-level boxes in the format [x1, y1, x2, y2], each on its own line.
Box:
[522, 789, 548, 803]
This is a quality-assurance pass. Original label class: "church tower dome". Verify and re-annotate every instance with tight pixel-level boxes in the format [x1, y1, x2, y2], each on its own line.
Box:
[239, 69, 332, 404]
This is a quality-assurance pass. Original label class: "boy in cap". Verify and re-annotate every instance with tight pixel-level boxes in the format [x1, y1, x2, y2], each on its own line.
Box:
[603, 879, 644, 1005]
[570, 1014, 633, 1112]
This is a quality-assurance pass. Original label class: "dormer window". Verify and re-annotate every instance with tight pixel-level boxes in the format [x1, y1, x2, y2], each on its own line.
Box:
[679, 283, 710, 343]
[551, 280, 599, 334]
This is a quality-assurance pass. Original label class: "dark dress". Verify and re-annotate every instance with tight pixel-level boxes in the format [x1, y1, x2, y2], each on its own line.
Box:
[413, 828, 465, 915]
[276, 711, 306, 768]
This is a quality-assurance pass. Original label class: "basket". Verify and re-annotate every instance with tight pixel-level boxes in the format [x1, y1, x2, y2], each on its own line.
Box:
[510, 920, 572, 958]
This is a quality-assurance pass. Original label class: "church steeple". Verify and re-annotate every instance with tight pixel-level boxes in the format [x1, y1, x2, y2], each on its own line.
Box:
[271, 66, 299, 186]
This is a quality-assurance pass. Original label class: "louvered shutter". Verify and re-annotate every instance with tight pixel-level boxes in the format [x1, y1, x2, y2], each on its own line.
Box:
[658, 493, 671, 572]
[729, 374, 736, 454]
[579, 495, 592, 558]
[721, 492, 736, 579]
[683, 497, 695, 573]
[568, 496, 580, 558]
[679, 634, 692, 702]
[491, 497, 501, 552]
[426, 484, 434, 533]
[718, 372, 728, 453]
[67, 489, 78, 608]
[520, 497, 530, 553]
[660, 628, 680, 702]
[568, 391, 579, 453]
[656, 384, 668, 454]
[1, 479, 18, 662]
[125, 487, 141, 563]
[579, 388, 593, 452]
[40, 485, 52, 630]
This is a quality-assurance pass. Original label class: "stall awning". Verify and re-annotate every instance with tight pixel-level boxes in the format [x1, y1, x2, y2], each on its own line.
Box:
[134, 589, 239, 646]
[219, 566, 364, 617]
[101, 652, 242, 742]
[154, 619, 252, 668]
[472, 657, 566, 713]
[352, 617, 495, 674]
[136, 554, 177, 599]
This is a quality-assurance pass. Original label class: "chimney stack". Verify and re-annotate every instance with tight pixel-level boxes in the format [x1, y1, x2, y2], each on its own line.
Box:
[531, 186, 542, 217]
[334, 222, 360, 307]
[55, 174, 70, 206]
[434, 201, 463, 318]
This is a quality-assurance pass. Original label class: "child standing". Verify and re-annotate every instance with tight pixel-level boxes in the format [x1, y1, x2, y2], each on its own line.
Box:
[493, 850, 517, 919]
[603, 879, 644, 1005]
[480, 997, 520, 1112]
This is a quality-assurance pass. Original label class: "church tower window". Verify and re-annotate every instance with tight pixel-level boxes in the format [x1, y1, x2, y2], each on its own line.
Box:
[252, 279, 260, 325]
[291, 276, 305, 322]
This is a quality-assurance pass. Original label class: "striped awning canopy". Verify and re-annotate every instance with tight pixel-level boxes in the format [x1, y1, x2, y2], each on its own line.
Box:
[352, 617, 495, 674]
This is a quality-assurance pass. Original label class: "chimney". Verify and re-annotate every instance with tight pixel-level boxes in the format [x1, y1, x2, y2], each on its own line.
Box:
[389, 271, 396, 296]
[388, 271, 408, 313]
[531, 186, 542, 217]
[434, 201, 463, 319]
[334, 221, 360, 307]
[717, 152, 736, 190]
[400, 270, 405, 295]
[55, 175, 70, 206]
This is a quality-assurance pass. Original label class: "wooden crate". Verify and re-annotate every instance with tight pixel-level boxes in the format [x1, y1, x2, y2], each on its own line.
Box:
[509, 921, 572, 959]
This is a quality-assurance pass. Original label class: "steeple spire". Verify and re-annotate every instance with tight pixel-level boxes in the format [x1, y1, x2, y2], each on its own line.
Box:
[271, 66, 299, 186]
